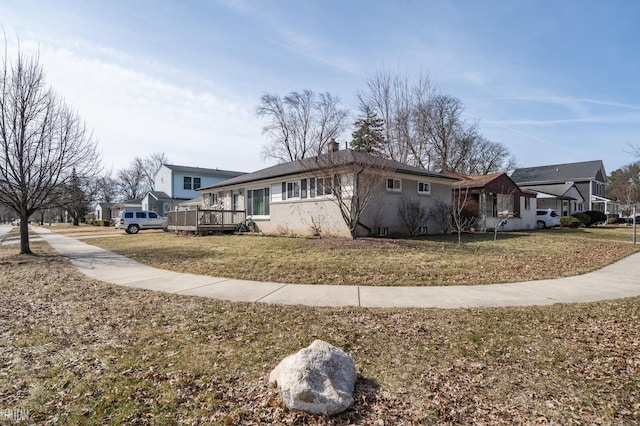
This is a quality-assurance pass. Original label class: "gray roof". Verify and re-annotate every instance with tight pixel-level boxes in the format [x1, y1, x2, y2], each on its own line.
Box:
[510, 160, 605, 185]
[163, 164, 246, 178]
[521, 184, 577, 199]
[147, 190, 172, 200]
[199, 149, 458, 191]
[179, 196, 203, 206]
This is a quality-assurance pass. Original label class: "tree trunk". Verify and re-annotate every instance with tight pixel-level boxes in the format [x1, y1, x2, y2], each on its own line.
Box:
[19, 215, 32, 255]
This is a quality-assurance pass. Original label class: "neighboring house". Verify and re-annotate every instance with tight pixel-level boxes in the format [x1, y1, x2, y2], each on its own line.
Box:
[520, 183, 585, 216]
[445, 172, 538, 231]
[141, 191, 173, 214]
[95, 199, 142, 221]
[198, 147, 458, 238]
[151, 164, 245, 214]
[511, 160, 618, 216]
[95, 202, 115, 221]
[112, 199, 143, 216]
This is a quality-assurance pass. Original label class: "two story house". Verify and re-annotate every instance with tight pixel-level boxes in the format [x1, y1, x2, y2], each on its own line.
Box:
[142, 164, 246, 215]
[511, 160, 616, 216]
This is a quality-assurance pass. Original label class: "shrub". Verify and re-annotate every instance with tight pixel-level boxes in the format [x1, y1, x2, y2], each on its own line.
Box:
[561, 216, 581, 228]
[101, 220, 111, 227]
[608, 217, 626, 225]
[584, 210, 607, 227]
[571, 212, 590, 226]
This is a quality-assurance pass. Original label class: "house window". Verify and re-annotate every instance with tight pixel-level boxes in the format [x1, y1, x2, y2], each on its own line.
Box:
[524, 197, 531, 210]
[387, 178, 401, 192]
[193, 177, 201, 190]
[418, 226, 428, 235]
[378, 227, 389, 236]
[316, 177, 333, 196]
[309, 178, 316, 198]
[287, 181, 300, 199]
[496, 194, 514, 216]
[417, 181, 431, 195]
[184, 176, 192, 190]
[208, 193, 218, 207]
[246, 188, 270, 216]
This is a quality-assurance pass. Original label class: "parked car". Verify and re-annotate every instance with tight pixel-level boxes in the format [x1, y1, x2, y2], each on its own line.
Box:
[627, 216, 640, 224]
[115, 210, 167, 234]
[536, 209, 561, 229]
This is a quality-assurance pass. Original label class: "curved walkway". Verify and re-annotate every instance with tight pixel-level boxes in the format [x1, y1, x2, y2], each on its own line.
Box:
[25, 226, 640, 308]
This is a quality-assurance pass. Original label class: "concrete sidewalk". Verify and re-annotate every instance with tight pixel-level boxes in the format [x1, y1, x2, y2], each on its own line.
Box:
[31, 226, 640, 309]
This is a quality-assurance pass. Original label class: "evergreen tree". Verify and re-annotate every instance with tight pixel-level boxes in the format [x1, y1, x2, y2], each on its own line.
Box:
[350, 106, 385, 155]
[63, 168, 90, 226]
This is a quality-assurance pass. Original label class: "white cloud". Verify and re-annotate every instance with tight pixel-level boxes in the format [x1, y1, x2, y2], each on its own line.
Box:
[3, 34, 266, 174]
[217, 0, 362, 76]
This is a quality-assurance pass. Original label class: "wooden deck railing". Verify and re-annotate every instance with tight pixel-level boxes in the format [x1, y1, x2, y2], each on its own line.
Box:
[167, 208, 246, 232]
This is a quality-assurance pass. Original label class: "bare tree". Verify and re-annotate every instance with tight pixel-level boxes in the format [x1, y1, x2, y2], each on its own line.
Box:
[0, 46, 101, 254]
[466, 137, 518, 175]
[428, 199, 452, 234]
[257, 89, 349, 163]
[142, 152, 169, 190]
[358, 68, 436, 165]
[607, 162, 640, 216]
[116, 152, 167, 200]
[398, 195, 429, 236]
[312, 147, 390, 239]
[421, 94, 478, 173]
[358, 68, 516, 174]
[95, 171, 119, 203]
[117, 157, 146, 200]
[451, 186, 476, 245]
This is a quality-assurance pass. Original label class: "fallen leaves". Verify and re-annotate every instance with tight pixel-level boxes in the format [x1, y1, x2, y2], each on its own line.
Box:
[2, 241, 640, 424]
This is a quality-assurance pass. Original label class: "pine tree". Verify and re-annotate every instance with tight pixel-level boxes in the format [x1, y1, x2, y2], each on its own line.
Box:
[350, 106, 385, 155]
[63, 168, 90, 226]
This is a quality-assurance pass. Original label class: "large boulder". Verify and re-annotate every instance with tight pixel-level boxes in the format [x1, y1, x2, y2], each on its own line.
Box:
[269, 340, 357, 416]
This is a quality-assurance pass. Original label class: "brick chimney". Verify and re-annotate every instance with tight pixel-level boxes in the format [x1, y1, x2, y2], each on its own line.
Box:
[328, 138, 339, 153]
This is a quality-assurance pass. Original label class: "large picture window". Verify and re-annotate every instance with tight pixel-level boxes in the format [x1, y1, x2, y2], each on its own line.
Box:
[247, 188, 270, 216]
[496, 194, 514, 215]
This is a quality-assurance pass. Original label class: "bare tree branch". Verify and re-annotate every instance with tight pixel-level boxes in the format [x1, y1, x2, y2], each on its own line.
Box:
[0, 44, 101, 253]
[257, 90, 349, 163]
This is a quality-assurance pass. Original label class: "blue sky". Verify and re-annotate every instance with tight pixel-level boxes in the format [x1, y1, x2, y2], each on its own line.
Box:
[2, 0, 639, 175]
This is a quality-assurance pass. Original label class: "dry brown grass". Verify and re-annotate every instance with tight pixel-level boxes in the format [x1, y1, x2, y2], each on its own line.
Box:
[1, 241, 639, 424]
[77, 226, 640, 286]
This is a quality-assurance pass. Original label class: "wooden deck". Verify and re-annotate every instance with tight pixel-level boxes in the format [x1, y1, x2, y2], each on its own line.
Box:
[167, 208, 246, 233]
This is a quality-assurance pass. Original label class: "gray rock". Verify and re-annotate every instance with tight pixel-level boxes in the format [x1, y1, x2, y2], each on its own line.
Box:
[269, 340, 357, 416]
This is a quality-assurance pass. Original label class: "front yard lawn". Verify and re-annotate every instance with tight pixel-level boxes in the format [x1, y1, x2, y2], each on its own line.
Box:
[2, 240, 639, 424]
[80, 227, 640, 286]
